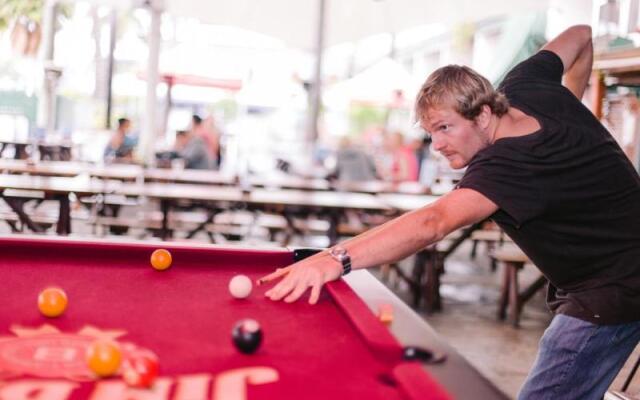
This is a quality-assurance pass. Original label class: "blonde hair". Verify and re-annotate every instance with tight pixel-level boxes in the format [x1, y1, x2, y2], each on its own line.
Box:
[415, 65, 509, 122]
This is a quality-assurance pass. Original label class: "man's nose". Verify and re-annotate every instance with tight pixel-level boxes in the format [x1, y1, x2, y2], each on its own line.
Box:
[431, 134, 445, 151]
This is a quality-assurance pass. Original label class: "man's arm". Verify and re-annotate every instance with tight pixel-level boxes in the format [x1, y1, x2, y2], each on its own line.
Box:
[542, 25, 593, 99]
[261, 188, 498, 304]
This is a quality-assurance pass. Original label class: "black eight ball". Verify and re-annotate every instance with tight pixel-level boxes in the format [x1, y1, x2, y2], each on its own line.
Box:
[232, 319, 263, 354]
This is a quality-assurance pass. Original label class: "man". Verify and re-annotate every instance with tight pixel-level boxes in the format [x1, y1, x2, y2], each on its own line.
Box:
[192, 114, 221, 168]
[104, 118, 137, 163]
[175, 129, 213, 170]
[258, 25, 640, 400]
[333, 136, 379, 182]
[386, 130, 420, 182]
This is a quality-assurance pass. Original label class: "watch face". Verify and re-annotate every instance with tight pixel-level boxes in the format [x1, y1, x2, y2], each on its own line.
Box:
[331, 247, 347, 257]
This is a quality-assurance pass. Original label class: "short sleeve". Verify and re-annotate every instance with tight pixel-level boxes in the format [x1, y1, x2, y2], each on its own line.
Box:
[457, 149, 547, 228]
[499, 50, 564, 89]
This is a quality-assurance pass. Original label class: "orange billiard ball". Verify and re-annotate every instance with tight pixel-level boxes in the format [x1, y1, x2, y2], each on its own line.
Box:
[38, 287, 68, 318]
[150, 249, 172, 271]
[86, 340, 122, 377]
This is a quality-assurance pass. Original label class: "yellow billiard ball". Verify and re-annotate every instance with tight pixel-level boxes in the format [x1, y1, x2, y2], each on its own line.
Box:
[38, 287, 68, 318]
[150, 249, 172, 271]
[86, 340, 122, 377]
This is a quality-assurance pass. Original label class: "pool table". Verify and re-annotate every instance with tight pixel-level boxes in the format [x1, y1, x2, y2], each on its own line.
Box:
[0, 236, 506, 400]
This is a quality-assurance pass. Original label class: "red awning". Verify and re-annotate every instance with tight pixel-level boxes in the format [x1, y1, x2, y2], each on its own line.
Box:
[138, 72, 243, 91]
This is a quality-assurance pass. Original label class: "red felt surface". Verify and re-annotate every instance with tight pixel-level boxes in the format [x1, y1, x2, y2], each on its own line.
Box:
[0, 237, 450, 399]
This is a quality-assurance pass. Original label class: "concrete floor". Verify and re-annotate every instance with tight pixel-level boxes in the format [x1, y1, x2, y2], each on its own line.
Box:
[378, 241, 640, 399]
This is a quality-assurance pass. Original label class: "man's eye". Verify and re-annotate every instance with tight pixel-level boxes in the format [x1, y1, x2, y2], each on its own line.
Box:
[440, 125, 450, 132]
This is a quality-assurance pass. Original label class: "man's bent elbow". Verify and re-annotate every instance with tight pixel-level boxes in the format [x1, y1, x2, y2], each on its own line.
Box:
[570, 25, 592, 42]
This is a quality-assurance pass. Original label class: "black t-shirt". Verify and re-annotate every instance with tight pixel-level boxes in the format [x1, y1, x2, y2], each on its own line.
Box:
[458, 50, 640, 324]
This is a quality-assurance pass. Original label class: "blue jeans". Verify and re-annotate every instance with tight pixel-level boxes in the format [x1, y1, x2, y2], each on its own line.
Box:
[518, 314, 640, 400]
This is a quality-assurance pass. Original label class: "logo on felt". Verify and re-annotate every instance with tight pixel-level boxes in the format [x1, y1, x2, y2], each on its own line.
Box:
[0, 324, 147, 381]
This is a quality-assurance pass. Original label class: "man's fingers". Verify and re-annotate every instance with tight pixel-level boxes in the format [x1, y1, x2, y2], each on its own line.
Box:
[308, 282, 322, 305]
[257, 266, 292, 286]
[262, 262, 329, 304]
[284, 282, 311, 303]
[267, 276, 298, 301]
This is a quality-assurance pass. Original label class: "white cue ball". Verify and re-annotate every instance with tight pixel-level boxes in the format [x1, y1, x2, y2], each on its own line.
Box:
[229, 275, 253, 299]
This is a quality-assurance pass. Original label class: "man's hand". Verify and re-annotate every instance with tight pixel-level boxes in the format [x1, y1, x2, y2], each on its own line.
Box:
[258, 256, 343, 304]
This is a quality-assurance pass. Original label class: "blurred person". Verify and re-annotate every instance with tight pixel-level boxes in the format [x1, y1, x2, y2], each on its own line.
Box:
[332, 136, 379, 182]
[386, 131, 419, 182]
[104, 118, 137, 164]
[191, 114, 221, 169]
[410, 133, 432, 179]
[360, 124, 386, 148]
[175, 129, 213, 170]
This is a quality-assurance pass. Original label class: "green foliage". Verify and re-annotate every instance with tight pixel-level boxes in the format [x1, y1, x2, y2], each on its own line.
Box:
[212, 99, 238, 121]
[0, 0, 71, 32]
[349, 105, 387, 135]
[0, 0, 44, 31]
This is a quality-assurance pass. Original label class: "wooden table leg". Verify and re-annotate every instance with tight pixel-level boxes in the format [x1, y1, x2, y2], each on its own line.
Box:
[281, 212, 305, 246]
[411, 250, 427, 308]
[508, 262, 521, 327]
[497, 262, 511, 320]
[425, 253, 444, 312]
[2, 194, 45, 233]
[56, 194, 71, 235]
[425, 251, 443, 313]
[186, 207, 217, 240]
[160, 199, 172, 240]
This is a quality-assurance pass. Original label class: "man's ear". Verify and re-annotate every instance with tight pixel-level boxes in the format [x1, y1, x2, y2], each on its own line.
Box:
[475, 104, 492, 130]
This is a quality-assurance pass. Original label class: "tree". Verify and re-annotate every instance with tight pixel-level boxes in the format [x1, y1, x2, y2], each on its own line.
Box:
[0, 0, 70, 57]
[0, 0, 44, 31]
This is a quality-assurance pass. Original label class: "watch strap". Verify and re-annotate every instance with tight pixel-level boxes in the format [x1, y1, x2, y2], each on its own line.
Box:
[329, 247, 352, 276]
[341, 255, 352, 276]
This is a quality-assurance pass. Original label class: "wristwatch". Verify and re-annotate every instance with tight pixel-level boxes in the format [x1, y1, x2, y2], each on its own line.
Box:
[329, 246, 352, 276]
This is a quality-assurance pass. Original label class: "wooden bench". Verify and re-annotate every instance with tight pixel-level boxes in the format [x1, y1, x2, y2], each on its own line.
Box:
[379, 222, 485, 313]
[80, 194, 139, 209]
[413, 240, 450, 313]
[213, 211, 333, 244]
[0, 210, 57, 232]
[605, 355, 640, 400]
[89, 210, 208, 239]
[470, 228, 512, 270]
[212, 211, 366, 245]
[88, 209, 342, 245]
[491, 247, 547, 327]
[605, 392, 640, 400]
[0, 191, 89, 233]
[381, 234, 459, 313]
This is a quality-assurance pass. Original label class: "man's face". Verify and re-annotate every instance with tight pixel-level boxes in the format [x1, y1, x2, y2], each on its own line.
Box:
[175, 135, 187, 149]
[121, 121, 131, 133]
[420, 106, 490, 169]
